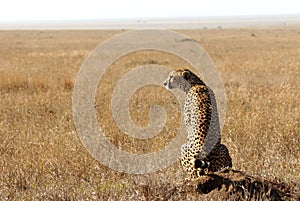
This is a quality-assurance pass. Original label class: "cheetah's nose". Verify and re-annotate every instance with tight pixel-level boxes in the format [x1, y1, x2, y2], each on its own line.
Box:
[163, 81, 170, 90]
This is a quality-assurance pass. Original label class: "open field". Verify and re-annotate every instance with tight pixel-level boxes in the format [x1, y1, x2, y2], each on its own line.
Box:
[0, 27, 299, 200]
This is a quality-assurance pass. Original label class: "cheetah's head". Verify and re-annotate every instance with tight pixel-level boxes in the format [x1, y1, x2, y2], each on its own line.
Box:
[163, 69, 203, 93]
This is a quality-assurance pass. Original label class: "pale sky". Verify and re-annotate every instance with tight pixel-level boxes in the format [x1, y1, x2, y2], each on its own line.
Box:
[0, 0, 299, 22]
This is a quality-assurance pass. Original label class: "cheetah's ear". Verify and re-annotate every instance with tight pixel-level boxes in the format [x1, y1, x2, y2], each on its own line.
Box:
[183, 69, 191, 80]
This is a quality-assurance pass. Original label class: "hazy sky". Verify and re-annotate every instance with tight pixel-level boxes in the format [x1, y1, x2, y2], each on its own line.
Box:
[1, 0, 299, 21]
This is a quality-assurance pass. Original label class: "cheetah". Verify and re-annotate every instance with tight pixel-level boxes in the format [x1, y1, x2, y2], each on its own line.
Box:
[163, 69, 232, 179]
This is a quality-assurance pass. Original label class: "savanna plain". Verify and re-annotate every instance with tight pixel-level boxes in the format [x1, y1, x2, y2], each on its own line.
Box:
[0, 27, 299, 200]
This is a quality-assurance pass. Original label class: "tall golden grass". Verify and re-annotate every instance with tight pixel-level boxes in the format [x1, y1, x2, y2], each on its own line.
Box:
[0, 28, 299, 200]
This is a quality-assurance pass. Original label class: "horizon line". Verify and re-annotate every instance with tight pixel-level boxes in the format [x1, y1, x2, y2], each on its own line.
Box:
[1, 14, 299, 30]
[1, 13, 300, 23]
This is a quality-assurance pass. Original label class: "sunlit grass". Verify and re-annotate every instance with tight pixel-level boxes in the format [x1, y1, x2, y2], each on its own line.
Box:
[0, 28, 299, 200]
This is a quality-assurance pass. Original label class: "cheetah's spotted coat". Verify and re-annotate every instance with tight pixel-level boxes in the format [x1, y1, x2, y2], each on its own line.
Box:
[163, 69, 232, 179]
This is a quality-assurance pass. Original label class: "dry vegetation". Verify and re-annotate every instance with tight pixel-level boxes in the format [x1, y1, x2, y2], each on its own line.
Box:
[0, 27, 299, 200]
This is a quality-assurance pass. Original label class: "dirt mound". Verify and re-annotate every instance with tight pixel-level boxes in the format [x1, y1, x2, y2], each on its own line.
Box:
[180, 169, 300, 200]
[132, 169, 299, 200]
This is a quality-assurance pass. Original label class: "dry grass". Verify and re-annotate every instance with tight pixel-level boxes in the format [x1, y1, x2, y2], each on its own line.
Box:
[0, 28, 299, 200]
